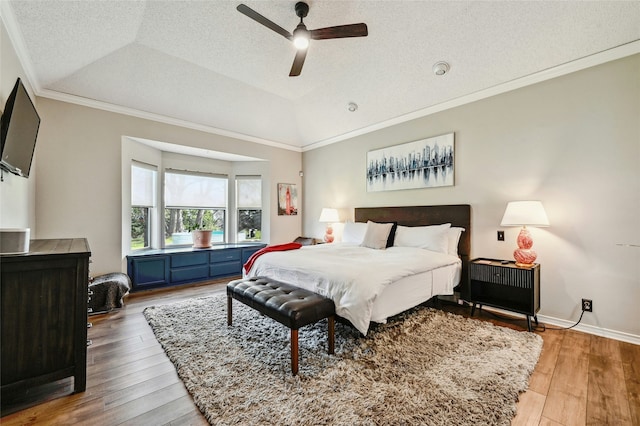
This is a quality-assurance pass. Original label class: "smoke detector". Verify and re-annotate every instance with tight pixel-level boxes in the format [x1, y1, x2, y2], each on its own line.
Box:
[348, 102, 358, 112]
[432, 61, 450, 76]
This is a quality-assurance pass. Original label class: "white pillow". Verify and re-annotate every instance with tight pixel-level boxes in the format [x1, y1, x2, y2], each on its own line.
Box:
[448, 227, 465, 256]
[342, 221, 368, 244]
[360, 221, 394, 250]
[393, 223, 452, 254]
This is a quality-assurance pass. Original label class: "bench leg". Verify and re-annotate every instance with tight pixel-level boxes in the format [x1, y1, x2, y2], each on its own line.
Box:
[328, 316, 335, 355]
[227, 296, 232, 326]
[291, 329, 299, 375]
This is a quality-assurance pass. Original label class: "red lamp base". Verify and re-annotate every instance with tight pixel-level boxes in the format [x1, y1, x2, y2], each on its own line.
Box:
[324, 225, 334, 243]
[513, 226, 537, 266]
[513, 248, 537, 267]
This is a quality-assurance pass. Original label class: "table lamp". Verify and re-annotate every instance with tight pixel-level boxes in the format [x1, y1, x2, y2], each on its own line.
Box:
[500, 201, 549, 266]
[319, 208, 340, 243]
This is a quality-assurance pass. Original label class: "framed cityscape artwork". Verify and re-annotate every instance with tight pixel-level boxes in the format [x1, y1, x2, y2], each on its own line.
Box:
[366, 133, 454, 192]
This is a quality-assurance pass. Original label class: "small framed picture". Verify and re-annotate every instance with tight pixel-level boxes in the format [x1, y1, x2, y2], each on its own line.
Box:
[277, 183, 298, 216]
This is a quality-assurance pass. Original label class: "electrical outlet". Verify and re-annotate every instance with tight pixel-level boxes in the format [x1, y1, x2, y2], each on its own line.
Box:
[582, 298, 593, 312]
[497, 230, 505, 241]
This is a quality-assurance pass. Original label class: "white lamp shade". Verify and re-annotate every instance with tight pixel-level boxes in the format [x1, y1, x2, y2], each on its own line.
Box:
[500, 201, 550, 227]
[319, 208, 340, 223]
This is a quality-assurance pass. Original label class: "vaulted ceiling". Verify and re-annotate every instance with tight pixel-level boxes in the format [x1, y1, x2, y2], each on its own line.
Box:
[3, 1, 639, 151]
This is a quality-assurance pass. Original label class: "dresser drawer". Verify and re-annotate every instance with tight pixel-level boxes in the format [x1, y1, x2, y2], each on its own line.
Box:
[210, 261, 242, 278]
[210, 249, 241, 264]
[171, 265, 209, 282]
[171, 252, 208, 268]
[470, 263, 534, 289]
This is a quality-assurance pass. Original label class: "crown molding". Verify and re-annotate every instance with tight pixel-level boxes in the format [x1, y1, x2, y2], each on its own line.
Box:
[38, 89, 302, 153]
[302, 40, 640, 152]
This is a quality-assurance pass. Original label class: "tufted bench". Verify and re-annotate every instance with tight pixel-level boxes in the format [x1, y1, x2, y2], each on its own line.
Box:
[227, 276, 335, 375]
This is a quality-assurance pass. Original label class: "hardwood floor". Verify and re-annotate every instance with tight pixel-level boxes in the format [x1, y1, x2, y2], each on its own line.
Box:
[1, 279, 638, 425]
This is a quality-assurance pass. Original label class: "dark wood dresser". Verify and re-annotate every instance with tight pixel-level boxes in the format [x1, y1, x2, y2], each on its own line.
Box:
[1, 238, 91, 404]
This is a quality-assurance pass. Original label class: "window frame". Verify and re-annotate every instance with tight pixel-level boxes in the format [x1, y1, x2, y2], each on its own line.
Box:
[236, 175, 263, 242]
[130, 161, 157, 251]
[163, 169, 229, 247]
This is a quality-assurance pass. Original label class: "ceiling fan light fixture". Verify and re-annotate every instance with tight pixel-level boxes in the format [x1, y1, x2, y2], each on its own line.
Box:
[432, 61, 450, 76]
[237, 2, 368, 76]
[293, 26, 310, 50]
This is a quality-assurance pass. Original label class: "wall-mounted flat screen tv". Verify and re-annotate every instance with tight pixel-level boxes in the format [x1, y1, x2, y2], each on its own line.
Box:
[1, 78, 41, 178]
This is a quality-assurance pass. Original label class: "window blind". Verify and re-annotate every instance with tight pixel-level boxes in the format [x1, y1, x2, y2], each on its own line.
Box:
[164, 170, 227, 208]
[236, 176, 262, 208]
[131, 162, 157, 207]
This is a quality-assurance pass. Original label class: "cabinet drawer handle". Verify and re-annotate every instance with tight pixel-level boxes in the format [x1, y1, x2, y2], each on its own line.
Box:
[87, 339, 93, 346]
[494, 273, 501, 277]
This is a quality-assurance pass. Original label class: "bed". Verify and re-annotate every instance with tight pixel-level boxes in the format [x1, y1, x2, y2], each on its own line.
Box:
[245, 205, 471, 335]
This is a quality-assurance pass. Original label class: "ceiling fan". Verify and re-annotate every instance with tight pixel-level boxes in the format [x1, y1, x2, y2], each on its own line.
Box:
[237, 2, 368, 77]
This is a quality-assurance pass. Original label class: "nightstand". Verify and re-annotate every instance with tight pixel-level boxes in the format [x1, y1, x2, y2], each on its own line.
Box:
[469, 258, 540, 331]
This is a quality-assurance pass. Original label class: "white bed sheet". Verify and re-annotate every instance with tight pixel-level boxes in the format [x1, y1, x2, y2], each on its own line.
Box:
[369, 262, 461, 323]
[245, 243, 461, 335]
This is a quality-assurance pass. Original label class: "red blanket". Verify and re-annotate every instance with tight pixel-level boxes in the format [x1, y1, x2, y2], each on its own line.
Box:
[243, 242, 302, 274]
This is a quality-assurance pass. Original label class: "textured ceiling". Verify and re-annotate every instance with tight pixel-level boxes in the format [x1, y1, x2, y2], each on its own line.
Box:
[3, 1, 640, 151]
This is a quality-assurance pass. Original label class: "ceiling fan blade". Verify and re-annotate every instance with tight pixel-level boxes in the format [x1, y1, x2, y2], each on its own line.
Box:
[237, 4, 292, 40]
[289, 49, 308, 77]
[310, 23, 368, 40]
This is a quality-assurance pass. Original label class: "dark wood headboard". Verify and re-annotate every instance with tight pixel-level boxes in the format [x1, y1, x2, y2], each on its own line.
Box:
[355, 204, 471, 297]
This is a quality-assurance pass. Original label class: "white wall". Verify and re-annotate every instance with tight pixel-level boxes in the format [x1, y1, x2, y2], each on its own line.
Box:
[34, 98, 302, 275]
[302, 54, 640, 340]
[0, 21, 36, 231]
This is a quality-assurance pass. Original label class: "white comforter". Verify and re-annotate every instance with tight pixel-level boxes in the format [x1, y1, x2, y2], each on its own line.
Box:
[245, 243, 461, 335]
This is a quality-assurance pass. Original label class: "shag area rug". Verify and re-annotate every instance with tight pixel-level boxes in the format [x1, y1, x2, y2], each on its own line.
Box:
[143, 294, 542, 426]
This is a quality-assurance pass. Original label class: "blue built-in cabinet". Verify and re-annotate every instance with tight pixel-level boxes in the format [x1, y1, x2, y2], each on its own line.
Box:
[127, 243, 265, 292]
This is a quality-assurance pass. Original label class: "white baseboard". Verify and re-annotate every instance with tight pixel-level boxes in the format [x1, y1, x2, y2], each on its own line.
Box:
[536, 314, 640, 345]
[474, 305, 640, 345]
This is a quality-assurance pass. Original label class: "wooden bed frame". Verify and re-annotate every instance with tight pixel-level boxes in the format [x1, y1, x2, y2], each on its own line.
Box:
[355, 204, 471, 299]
